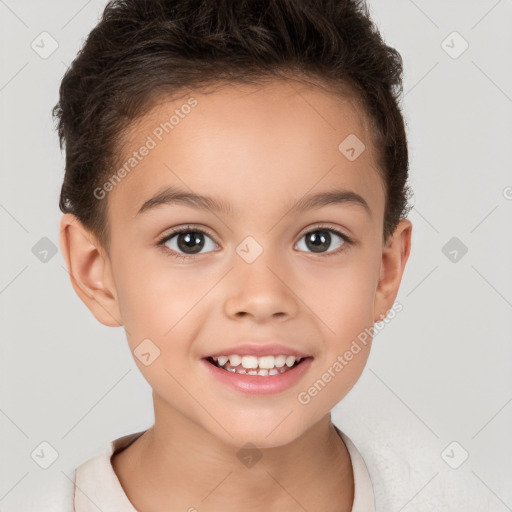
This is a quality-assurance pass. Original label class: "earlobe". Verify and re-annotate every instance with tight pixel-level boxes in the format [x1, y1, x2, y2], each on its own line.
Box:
[373, 218, 412, 323]
[59, 213, 123, 327]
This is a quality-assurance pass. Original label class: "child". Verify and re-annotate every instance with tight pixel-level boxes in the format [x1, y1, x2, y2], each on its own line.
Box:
[49, 0, 413, 510]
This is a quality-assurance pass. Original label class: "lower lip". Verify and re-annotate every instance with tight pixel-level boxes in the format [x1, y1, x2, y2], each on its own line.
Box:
[201, 357, 313, 395]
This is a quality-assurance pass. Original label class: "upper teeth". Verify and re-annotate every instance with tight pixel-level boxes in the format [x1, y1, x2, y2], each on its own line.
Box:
[213, 355, 302, 369]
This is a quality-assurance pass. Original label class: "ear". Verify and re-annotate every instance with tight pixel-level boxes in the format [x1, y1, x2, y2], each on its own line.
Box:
[373, 218, 412, 322]
[59, 213, 123, 327]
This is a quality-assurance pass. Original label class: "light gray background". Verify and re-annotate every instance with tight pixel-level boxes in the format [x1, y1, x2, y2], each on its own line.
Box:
[1, 1, 511, 510]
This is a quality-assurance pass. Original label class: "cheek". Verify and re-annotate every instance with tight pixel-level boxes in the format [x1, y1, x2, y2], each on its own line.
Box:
[300, 252, 379, 329]
[114, 256, 182, 323]
[114, 261, 210, 358]
[297, 251, 378, 395]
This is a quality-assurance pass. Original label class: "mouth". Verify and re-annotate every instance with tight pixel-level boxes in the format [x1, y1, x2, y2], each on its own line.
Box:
[204, 354, 309, 376]
[201, 354, 313, 395]
[200, 343, 314, 395]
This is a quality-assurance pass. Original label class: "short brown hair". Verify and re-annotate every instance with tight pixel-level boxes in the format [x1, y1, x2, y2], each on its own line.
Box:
[53, 0, 413, 252]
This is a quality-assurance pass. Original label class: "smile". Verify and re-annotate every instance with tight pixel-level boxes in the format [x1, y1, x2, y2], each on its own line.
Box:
[202, 355, 313, 395]
[207, 354, 304, 376]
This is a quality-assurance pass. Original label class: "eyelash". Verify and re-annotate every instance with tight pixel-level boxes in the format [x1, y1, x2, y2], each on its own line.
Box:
[156, 224, 353, 261]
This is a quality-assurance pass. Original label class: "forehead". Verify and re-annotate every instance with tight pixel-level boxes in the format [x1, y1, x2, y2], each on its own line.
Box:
[107, 79, 385, 224]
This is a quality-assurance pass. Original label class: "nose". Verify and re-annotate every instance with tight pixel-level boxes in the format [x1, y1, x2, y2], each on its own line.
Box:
[223, 247, 299, 323]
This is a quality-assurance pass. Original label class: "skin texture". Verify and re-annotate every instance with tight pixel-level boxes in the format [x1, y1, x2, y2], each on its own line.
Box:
[60, 78, 412, 512]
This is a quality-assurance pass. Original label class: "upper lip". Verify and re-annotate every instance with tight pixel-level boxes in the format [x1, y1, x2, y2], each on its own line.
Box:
[203, 343, 312, 359]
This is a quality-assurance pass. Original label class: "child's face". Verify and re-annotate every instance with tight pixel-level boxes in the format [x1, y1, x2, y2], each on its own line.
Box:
[63, 79, 411, 447]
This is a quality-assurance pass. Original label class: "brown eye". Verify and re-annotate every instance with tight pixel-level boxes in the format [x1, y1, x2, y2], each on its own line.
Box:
[295, 227, 349, 255]
[157, 227, 218, 258]
[174, 231, 206, 254]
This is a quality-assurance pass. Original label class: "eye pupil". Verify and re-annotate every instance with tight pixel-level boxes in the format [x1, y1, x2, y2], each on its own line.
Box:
[178, 232, 204, 253]
[306, 230, 331, 253]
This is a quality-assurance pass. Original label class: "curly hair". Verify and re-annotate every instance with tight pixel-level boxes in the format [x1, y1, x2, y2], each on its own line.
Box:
[53, 0, 413, 252]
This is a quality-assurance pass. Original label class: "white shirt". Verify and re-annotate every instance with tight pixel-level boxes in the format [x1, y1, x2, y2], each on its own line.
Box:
[24, 427, 376, 511]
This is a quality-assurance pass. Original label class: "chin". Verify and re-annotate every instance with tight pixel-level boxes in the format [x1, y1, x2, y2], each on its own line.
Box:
[205, 415, 309, 450]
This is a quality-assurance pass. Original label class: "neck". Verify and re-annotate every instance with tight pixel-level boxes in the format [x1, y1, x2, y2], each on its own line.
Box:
[112, 397, 354, 512]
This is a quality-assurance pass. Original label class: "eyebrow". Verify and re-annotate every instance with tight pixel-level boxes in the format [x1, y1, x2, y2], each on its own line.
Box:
[287, 188, 372, 218]
[137, 186, 234, 216]
[136, 185, 372, 218]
